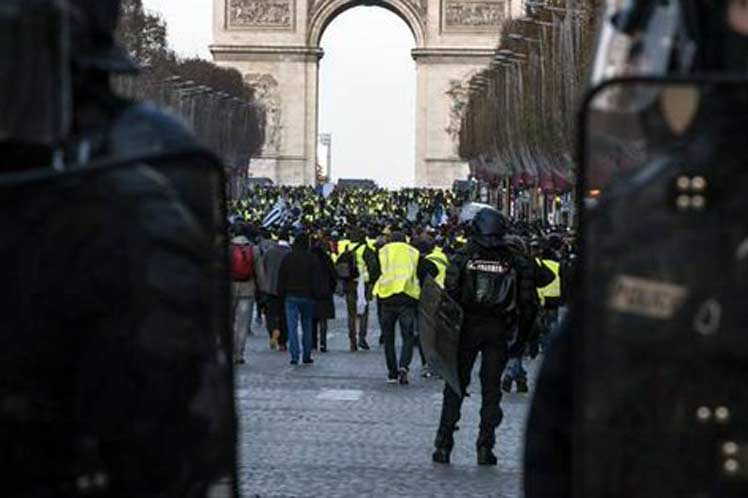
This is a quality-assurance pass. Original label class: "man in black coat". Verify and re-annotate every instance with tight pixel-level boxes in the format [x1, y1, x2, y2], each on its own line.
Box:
[311, 237, 337, 352]
[278, 232, 323, 364]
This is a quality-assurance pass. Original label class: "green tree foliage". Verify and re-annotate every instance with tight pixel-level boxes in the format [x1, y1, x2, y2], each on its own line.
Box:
[458, 0, 601, 190]
[116, 0, 168, 66]
[113, 0, 265, 197]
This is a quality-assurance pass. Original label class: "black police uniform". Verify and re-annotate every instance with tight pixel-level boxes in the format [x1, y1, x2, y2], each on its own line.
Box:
[434, 234, 543, 464]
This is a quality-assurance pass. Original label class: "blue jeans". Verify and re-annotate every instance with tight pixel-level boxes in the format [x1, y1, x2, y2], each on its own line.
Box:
[285, 296, 315, 362]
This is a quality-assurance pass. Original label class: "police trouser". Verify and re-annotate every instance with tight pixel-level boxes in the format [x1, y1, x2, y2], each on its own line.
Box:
[436, 317, 509, 450]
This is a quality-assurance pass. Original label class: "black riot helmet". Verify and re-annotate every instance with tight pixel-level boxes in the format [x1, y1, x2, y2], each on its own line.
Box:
[592, 1, 748, 85]
[67, 0, 138, 74]
[0, 0, 72, 149]
[470, 207, 509, 249]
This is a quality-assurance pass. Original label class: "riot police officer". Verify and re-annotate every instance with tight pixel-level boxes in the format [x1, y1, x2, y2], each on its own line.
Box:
[526, 1, 748, 497]
[2, 1, 236, 496]
[433, 207, 552, 465]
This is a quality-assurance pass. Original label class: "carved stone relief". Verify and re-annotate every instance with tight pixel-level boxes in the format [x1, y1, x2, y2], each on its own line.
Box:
[228, 0, 294, 28]
[307, 0, 426, 31]
[245, 74, 283, 154]
[443, 0, 504, 29]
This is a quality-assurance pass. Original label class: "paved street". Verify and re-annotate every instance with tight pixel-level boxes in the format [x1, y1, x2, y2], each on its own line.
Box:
[235, 298, 537, 498]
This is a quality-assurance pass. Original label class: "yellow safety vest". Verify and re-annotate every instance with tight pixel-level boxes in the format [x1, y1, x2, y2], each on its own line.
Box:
[374, 242, 421, 300]
[333, 239, 350, 263]
[426, 247, 449, 288]
[536, 258, 561, 305]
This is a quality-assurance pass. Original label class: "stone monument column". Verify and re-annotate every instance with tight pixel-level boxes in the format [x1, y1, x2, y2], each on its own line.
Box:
[212, 0, 320, 185]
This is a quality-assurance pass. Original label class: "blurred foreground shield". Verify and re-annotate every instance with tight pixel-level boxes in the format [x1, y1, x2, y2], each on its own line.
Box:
[576, 77, 748, 496]
[0, 149, 236, 497]
[419, 278, 464, 397]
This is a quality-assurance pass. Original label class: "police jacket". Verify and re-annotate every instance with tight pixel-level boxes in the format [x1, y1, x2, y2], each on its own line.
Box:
[446, 240, 552, 337]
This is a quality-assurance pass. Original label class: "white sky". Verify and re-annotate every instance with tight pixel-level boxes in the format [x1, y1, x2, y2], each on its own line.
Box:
[141, 1, 416, 187]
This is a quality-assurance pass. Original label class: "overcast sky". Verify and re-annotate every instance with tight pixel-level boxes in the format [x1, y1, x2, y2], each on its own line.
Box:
[141, 1, 416, 187]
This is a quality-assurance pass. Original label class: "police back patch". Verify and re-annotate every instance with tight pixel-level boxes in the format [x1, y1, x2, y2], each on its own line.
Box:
[608, 275, 689, 319]
[466, 260, 509, 273]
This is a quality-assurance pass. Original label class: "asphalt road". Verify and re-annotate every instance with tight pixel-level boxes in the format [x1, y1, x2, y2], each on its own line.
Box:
[234, 297, 538, 498]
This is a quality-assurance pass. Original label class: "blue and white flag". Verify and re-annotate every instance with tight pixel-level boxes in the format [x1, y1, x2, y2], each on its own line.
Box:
[262, 199, 288, 228]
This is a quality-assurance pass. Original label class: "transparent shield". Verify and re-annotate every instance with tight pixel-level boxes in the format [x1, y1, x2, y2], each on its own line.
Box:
[590, 1, 687, 112]
[576, 78, 748, 496]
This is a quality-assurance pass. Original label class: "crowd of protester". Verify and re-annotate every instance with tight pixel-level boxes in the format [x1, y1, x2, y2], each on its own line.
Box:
[228, 184, 576, 386]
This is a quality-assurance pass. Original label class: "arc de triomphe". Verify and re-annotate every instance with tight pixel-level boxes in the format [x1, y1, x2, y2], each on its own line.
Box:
[212, 0, 522, 187]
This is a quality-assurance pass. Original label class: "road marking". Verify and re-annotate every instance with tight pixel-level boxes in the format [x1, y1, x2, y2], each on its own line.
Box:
[316, 389, 363, 401]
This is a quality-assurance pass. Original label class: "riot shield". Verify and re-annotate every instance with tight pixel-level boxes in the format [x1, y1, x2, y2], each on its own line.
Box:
[419, 277, 464, 397]
[576, 77, 748, 497]
[0, 150, 237, 497]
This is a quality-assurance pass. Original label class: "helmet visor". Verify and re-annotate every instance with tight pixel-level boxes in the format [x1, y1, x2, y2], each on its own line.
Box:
[591, 0, 687, 112]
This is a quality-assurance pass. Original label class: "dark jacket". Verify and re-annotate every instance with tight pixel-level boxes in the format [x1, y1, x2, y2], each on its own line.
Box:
[312, 246, 337, 319]
[261, 242, 290, 296]
[277, 248, 322, 299]
[446, 240, 551, 341]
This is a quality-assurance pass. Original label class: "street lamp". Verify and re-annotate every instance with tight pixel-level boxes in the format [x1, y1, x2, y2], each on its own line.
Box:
[319, 133, 332, 181]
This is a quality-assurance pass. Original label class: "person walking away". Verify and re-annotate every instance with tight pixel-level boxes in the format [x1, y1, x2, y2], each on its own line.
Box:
[278, 232, 322, 364]
[229, 224, 257, 364]
[536, 234, 564, 351]
[370, 231, 437, 385]
[501, 235, 553, 393]
[337, 228, 376, 351]
[432, 208, 552, 465]
[262, 232, 291, 350]
[414, 236, 445, 378]
[311, 237, 337, 352]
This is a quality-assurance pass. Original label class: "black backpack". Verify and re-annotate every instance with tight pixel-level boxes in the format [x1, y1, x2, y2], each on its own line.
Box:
[335, 244, 362, 280]
[464, 255, 518, 314]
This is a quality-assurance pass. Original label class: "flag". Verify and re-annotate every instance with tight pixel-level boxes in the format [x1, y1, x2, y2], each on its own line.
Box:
[262, 199, 288, 228]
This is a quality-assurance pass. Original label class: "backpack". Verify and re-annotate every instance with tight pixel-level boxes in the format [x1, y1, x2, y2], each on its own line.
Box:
[231, 244, 254, 281]
[465, 256, 518, 314]
[335, 244, 362, 280]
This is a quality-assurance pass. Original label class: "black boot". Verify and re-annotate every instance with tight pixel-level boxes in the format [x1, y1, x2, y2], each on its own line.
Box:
[501, 376, 513, 393]
[477, 447, 497, 466]
[516, 378, 529, 393]
[433, 428, 454, 464]
[432, 448, 451, 464]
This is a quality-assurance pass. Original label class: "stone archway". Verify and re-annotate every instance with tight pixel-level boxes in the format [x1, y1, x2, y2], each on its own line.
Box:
[211, 0, 522, 186]
[307, 0, 427, 48]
